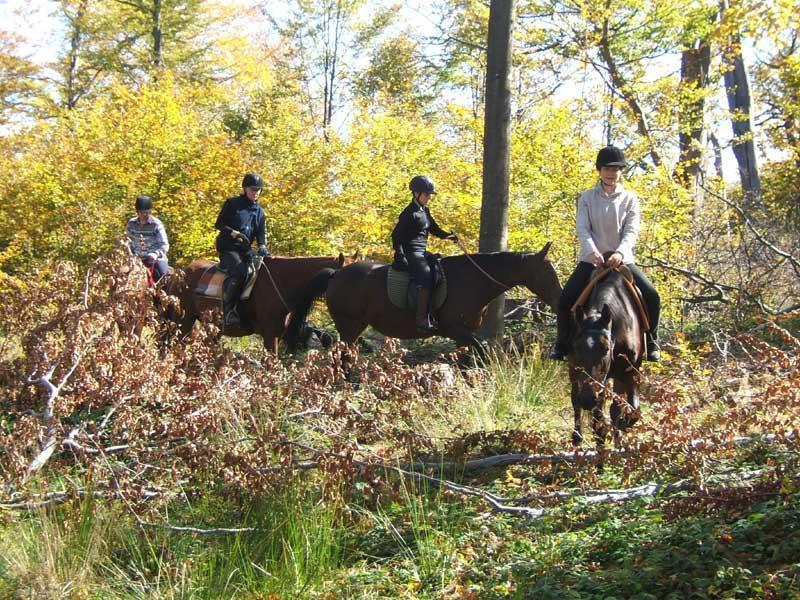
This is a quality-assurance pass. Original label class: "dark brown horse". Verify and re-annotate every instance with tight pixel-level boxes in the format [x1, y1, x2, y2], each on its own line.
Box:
[568, 268, 645, 448]
[286, 243, 561, 357]
[164, 253, 357, 353]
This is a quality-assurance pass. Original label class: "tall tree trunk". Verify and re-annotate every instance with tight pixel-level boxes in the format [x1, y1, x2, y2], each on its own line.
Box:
[64, 0, 88, 109]
[151, 0, 162, 68]
[677, 38, 711, 197]
[321, 0, 342, 142]
[478, 0, 515, 342]
[721, 0, 760, 202]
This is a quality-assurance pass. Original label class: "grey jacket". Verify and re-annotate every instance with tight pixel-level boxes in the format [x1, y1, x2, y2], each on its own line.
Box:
[576, 181, 640, 265]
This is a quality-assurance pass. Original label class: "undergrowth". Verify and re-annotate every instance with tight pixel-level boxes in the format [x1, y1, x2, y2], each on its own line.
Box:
[1, 249, 799, 598]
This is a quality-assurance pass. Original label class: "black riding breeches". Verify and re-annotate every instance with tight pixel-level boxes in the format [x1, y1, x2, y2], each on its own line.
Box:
[556, 261, 660, 335]
[557, 261, 595, 312]
[406, 249, 433, 290]
[626, 263, 660, 336]
[219, 250, 250, 284]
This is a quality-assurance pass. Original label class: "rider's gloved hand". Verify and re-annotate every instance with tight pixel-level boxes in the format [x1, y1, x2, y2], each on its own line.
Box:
[257, 245, 270, 257]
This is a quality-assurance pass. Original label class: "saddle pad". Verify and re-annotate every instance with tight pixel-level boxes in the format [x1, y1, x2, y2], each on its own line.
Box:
[196, 268, 225, 299]
[387, 267, 447, 311]
[195, 262, 259, 301]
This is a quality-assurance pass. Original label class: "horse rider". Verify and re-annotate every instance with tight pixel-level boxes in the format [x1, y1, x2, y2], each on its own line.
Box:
[391, 175, 459, 332]
[126, 194, 169, 282]
[549, 145, 661, 362]
[215, 172, 270, 327]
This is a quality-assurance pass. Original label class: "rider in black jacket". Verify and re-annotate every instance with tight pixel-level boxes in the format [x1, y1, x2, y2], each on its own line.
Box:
[391, 175, 458, 332]
[215, 173, 270, 327]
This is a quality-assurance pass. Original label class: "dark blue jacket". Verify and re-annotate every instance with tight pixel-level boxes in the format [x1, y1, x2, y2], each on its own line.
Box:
[215, 194, 267, 254]
[391, 200, 449, 265]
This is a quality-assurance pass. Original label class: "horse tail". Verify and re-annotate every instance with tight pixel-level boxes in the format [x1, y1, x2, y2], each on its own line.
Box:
[285, 267, 336, 353]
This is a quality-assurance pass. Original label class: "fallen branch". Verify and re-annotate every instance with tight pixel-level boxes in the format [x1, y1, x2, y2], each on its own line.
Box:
[508, 468, 768, 506]
[136, 521, 260, 536]
[253, 433, 796, 477]
[23, 346, 90, 482]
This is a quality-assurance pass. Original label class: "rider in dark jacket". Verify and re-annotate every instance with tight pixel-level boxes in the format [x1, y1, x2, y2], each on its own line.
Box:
[391, 175, 458, 332]
[215, 173, 270, 327]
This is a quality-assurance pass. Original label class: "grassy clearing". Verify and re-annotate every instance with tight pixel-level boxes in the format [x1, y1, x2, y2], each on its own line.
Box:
[2, 338, 799, 599]
[1, 482, 346, 598]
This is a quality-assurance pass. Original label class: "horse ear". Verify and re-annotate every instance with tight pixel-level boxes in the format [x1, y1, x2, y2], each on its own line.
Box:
[337, 252, 345, 266]
[599, 304, 611, 329]
[352, 249, 361, 261]
[537, 241, 552, 258]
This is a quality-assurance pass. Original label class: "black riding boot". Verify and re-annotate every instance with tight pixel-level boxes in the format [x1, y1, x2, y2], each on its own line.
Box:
[222, 276, 242, 328]
[548, 306, 571, 360]
[415, 287, 435, 332]
[645, 331, 660, 362]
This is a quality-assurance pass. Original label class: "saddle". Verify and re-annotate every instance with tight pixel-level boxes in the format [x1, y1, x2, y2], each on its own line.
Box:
[387, 254, 447, 311]
[571, 265, 651, 331]
[194, 256, 262, 301]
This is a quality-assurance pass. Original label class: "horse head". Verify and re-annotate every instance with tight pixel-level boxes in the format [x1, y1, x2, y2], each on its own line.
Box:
[521, 242, 561, 310]
[338, 250, 362, 267]
[570, 304, 614, 410]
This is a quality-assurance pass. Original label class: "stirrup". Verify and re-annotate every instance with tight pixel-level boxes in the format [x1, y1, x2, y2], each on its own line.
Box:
[416, 316, 436, 333]
[548, 344, 567, 361]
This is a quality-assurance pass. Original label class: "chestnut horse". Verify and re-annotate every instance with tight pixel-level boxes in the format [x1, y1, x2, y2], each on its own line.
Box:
[286, 243, 561, 357]
[164, 253, 357, 353]
[568, 268, 645, 448]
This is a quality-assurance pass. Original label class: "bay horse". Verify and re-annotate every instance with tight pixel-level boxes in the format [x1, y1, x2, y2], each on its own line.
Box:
[163, 253, 357, 353]
[286, 243, 561, 357]
[568, 267, 645, 449]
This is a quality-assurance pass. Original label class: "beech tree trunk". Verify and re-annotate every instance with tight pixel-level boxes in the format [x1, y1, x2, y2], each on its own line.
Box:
[478, 0, 515, 342]
[721, 0, 760, 202]
[677, 38, 711, 197]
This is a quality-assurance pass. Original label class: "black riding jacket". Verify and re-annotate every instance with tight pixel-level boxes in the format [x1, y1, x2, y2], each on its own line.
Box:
[391, 200, 449, 265]
[215, 194, 267, 254]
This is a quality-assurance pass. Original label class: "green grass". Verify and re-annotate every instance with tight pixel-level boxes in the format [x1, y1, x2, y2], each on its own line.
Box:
[0, 482, 346, 599]
[2, 344, 799, 599]
[415, 347, 571, 442]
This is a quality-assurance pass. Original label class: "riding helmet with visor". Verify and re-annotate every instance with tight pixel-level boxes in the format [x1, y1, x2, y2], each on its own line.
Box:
[135, 195, 152, 211]
[409, 175, 436, 195]
[242, 173, 264, 190]
[595, 146, 627, 170]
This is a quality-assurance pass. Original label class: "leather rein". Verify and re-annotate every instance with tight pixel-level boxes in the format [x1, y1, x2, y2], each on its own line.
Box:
[453, 237, 512, 291]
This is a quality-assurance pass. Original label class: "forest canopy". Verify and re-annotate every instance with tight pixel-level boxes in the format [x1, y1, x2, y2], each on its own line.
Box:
[0, 0, 798, 323]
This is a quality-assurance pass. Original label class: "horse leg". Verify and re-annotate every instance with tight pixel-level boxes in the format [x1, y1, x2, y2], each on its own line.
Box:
[333, 315, 367, 347]
[591, 395, 610, 449]
[610, 376, 640, 432]
[330, 317, 367, 380]
[179, 316, 196, 337]
[572, 405, 583, 447]
[569, 366, 583, 448]
[262, 335, 279, 354]
[446, 327, 488, 366]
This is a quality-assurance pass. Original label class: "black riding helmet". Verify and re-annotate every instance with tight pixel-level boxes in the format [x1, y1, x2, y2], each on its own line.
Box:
[135, 195, 152, 211]
[242, 173, 264, 190]
[409, 175, 436, 195]
[595, 146, 627, 170]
